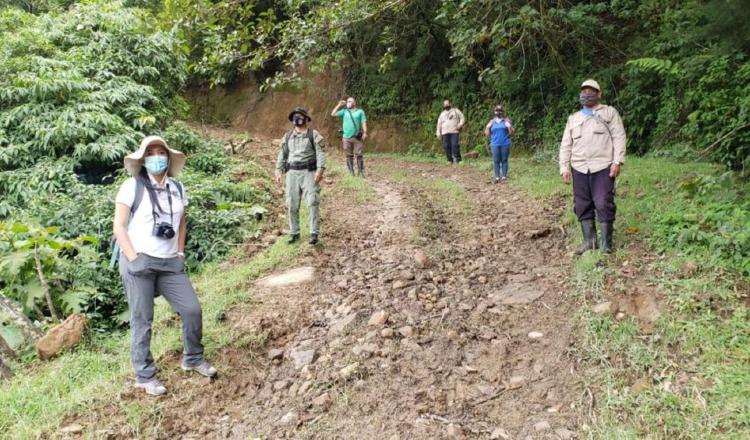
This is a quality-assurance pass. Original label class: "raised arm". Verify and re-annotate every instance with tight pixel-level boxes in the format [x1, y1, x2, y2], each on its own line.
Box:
[331, 100, 346, 117]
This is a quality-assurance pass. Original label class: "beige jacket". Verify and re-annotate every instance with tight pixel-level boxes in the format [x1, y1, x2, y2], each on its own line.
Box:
[436, 108, 465, 136]
[559, 104, 626, 175]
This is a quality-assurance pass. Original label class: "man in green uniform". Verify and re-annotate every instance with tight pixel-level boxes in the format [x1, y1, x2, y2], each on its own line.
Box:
[275, 107, 327, 245]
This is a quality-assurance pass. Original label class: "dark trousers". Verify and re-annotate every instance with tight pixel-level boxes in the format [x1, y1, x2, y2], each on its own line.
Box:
[442, 133, 461, 163]
[572, 167, 616, 222]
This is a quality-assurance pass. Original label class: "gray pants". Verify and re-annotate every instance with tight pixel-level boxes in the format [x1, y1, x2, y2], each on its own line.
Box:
[285, 169, 320, 235]
[119, 253, 204, 383]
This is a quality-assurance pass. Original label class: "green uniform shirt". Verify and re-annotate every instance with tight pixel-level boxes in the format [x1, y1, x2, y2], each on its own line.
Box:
[335, 108, 367, 138]
[276, 128, 327, 176]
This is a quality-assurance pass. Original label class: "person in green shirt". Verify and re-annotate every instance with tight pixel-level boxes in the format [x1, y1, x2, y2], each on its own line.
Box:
[331, 97, 368, 176]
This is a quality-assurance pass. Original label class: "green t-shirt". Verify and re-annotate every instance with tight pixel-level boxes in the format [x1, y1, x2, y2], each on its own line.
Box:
[335, 108, 367, 138]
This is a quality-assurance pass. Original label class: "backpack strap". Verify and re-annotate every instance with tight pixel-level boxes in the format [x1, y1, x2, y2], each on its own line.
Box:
[171, 179, 184, 200]
[131, 177, 145, 214]
[307, 128, 316, 152]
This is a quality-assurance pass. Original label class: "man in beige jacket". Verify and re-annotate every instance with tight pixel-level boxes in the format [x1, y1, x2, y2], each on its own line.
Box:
[436, 98, 465, 163]
[559, 79, 626, 254]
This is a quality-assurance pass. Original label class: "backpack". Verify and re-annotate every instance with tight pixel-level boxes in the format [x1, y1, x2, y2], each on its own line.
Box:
[108, 177, 184, 268]
[282, 128, 317, 170]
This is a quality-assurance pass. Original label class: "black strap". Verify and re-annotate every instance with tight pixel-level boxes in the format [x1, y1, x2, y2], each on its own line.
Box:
[283, 129, 317, 170]
[346, 110, 361, 133]
[132, 177, 183, 214]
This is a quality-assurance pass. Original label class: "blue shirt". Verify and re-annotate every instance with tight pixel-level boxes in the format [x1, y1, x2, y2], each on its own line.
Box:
[490, 117, 512, 147]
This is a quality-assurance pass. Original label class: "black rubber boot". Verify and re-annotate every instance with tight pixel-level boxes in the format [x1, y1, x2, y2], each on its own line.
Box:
[356, 156, 365, 177]
[288, 234, 300, 244]
[575, 220, 597, 255]
[346, 156, 355, 175]
[308, 234, 318, 245]
[599, 222, 614, 254]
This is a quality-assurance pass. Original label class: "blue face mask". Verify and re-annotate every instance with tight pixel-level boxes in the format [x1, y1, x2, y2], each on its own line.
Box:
[144, 155, 168, 174]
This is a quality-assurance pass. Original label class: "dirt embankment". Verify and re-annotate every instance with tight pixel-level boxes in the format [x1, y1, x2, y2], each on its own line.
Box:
[184, 70, 413, 153]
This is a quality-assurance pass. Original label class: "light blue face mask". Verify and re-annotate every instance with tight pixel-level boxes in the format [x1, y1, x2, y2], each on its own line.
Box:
[144, 155, 169, 174]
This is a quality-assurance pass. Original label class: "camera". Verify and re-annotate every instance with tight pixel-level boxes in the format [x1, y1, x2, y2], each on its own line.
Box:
[153, 222, 176, 239]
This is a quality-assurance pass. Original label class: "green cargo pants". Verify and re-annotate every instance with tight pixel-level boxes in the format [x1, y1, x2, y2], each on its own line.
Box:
[285, 169, 320, 235]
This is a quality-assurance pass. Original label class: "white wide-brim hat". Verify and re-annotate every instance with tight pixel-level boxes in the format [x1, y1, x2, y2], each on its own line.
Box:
[124, 135, 186, 176]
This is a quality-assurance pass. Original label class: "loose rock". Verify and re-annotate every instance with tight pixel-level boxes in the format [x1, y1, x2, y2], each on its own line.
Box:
[528, 331, 544, 339]
[592, 301, 611, 314]
[278, 411, 299, 427]
[268, 348, 284, 361]
[312, 392, 332, 408]
[36, 314, 87, 360]
[368, 310, 389, 327]
[290, 349, 316, 369]
[447, 423, 463, 438]
[414, 250, 430, 268]
[329, 312, 358, 336]
[534, 421, 551, 432]
[60, 424, 83, 434]
[490, 428, 510, 439]
[398, 326, 415, 338]
[340, 362, 359, 380]
[555, 428, 576, 439]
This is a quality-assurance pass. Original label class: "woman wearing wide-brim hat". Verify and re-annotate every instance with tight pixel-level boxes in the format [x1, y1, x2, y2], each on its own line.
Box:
[113, 135, 217, 396]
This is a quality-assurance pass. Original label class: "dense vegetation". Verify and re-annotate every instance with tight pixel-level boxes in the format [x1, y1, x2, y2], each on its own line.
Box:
[0, 2, 268, 329]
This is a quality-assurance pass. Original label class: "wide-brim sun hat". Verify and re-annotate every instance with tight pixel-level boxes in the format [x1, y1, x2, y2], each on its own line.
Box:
[288, 106, 312, 122]
[580, 79, 601, 92]
[124, 135, 186, 177]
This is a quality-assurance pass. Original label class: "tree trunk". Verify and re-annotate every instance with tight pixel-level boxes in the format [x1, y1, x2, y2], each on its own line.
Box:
[0, 335, 15, 380]
[0, 293, 43, 340]
[33, 247, 60, 321]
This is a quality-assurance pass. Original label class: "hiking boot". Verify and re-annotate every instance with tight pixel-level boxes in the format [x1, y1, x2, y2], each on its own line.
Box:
[599, 222, 614, 254]
[288, 234, 300, 244]
[575, 220, 597, 255]
[135, 378, 167, 396]
[181, 360, 217, 378]
[494, 178, 500, 184]
[501, 176, 508, 183]
[346, 156, 355, 175]
[356, 156, 365, 177]
[309, 234, 319, 245]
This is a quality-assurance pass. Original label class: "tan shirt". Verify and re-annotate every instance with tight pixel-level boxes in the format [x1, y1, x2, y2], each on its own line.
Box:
[436, 108, 465, 136]
[559, 104, 626, 175]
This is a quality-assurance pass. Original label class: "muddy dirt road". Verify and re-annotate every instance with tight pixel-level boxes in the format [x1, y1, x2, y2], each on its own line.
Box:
[73, 132, 585, 440]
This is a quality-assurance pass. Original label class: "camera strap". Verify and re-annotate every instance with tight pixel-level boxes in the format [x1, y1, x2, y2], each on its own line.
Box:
[150, 183, 174, 226]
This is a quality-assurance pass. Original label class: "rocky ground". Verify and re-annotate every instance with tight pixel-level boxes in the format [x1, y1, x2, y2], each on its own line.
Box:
[63, 130, 592, 440]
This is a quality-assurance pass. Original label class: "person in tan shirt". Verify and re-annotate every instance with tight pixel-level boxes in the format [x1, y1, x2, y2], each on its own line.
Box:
[436, 98, 466, 163]
[559, 79, 626, 254]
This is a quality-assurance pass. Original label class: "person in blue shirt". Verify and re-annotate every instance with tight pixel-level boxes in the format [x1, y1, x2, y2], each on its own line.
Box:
[484, 105, 515, 183]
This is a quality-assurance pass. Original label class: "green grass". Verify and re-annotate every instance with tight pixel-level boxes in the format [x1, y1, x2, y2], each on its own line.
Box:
[501, 154, 750, 439]
[327, 161, 376, 203]
[0, 237, 302, 439]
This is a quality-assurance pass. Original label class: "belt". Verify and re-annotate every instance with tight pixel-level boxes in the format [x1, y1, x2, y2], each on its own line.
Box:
[287, 160, 316, 171]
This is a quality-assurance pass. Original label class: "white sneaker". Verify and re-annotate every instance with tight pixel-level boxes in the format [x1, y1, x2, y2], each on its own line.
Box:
[181, 360, 218, 378]
[135, 378, 167, 396]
